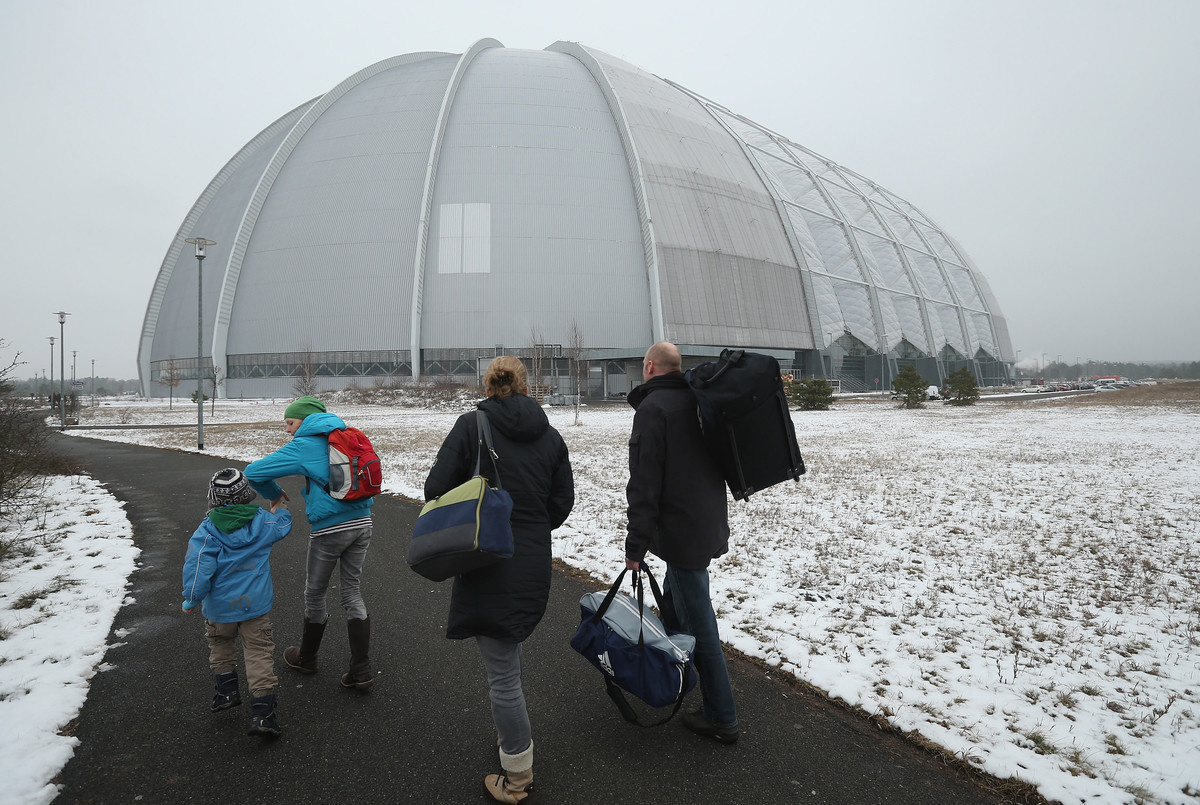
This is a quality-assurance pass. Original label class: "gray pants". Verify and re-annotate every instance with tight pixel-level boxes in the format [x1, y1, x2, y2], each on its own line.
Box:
[477, 636, 531, 755]
[304, 523, 371, 622]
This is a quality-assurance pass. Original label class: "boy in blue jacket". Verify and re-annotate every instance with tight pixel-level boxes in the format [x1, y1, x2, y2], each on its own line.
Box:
[244, 397, 376, 689]
[182, 468, 291, 736]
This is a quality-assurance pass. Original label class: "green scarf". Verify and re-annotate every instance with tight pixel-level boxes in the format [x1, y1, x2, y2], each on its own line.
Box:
[208, 504, 261, 534]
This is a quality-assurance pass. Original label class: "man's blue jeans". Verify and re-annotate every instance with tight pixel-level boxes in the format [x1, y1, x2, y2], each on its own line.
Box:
[663, 565, 737, 728]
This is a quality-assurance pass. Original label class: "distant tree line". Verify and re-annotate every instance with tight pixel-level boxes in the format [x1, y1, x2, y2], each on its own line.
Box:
[1029, 361, 1200, 381]
[7, 375, 142, 398]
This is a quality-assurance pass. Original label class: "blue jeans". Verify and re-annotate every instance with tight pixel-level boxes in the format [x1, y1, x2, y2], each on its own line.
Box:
[476, 636, 531, 755]
[664, 565, 737, 728]
[304, 523, 371, 622]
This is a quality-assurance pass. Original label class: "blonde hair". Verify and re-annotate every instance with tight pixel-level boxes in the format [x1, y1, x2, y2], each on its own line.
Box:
[484, 356, 528, 398]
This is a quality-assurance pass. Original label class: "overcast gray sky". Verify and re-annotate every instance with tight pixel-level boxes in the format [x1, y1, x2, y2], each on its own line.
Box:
[3, 0, 1197, 380]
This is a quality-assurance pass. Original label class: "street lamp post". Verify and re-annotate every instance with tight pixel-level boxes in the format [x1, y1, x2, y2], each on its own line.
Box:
[185, 237, 215, 450]
[53, 312, 69, 428]
[91, 358, 96, 406]
[47, 336, 54, 406]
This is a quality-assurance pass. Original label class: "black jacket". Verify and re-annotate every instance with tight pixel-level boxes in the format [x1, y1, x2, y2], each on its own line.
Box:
[424, 393, 574, 642]
[624, 372, 729, 570]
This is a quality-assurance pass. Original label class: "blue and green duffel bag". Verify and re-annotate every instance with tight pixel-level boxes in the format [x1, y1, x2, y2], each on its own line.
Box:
[570, 566, 696, 725]
[407, 411, 513, 581]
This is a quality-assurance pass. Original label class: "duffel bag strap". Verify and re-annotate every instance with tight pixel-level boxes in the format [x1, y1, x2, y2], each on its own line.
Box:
[604, 676, 687, 728]
[589, 568, 629, 625]
[474, 410, 504, 488]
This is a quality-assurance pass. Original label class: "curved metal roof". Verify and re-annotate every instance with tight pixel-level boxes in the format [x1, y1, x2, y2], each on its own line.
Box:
[139, 39, 1012, 395]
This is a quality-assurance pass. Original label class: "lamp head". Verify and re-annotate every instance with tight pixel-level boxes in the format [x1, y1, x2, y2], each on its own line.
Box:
[185, 237, 216, 259]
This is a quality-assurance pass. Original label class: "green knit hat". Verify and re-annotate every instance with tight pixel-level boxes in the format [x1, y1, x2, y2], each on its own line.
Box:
[284, 396, 326, 421]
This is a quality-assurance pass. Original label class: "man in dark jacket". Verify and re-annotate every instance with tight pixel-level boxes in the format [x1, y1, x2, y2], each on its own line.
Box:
[625, 342, 738, 743]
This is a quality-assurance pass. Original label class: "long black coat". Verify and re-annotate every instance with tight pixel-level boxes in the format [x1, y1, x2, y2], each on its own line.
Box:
[624, 372, 729, 570]
[424, 393, 574, 642]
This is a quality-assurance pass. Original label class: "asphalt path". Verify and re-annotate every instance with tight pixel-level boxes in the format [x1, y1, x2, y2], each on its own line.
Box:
[51, 433, 1011, 804]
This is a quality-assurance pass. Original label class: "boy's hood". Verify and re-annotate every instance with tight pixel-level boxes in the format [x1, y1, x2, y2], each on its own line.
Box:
[296, 411, 346, 437]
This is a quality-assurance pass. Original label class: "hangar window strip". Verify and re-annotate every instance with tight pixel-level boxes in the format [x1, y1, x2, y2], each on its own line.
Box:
[438, 202, 491, 274]
[215, 351, 413, 379]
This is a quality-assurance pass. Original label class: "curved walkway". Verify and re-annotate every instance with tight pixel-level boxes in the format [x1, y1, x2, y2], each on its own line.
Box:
[53, 435, 1010, 804]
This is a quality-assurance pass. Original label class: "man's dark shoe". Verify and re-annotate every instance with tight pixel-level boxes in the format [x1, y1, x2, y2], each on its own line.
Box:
[682, 709, 738, 744]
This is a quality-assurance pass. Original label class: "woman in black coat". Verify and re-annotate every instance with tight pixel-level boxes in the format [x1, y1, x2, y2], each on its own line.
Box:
[424, 356, 573, 803]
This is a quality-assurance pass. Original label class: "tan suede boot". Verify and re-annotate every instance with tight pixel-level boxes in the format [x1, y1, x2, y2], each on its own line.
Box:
[483, 742, 535, 803]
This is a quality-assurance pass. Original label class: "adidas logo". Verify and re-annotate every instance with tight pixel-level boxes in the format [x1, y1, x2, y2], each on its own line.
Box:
[597, 650, 613, 676]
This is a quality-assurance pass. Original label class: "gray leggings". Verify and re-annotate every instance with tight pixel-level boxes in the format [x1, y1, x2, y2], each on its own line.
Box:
[476, 636, 531, 755]
[304, 523, 371, 622]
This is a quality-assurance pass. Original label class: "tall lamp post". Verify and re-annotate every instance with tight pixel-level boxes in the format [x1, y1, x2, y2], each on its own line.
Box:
[185, 237, 215, 450]
[53, 312, 69, 428]
[91, 358, 96, 405]
[47, 336, 55, 406]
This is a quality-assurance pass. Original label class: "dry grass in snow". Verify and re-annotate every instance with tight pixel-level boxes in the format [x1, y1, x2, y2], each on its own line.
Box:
[69, 384, 1200, 804]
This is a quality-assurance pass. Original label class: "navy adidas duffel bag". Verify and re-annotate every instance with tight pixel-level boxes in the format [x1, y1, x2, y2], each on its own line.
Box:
[570, 567, 696, 724]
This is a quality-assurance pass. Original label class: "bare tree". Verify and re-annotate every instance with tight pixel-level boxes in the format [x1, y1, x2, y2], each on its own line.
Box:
[566, 318, 588, 425]
[157, 359, 181, 409]
[293, 347, 319, 397]
[528, 326, 547, 402]
[208, 365, 225, 414]
[0, 340, 41, 517]
[0, 340, 20, 386]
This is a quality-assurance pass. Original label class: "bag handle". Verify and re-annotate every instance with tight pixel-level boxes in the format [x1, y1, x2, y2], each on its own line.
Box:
[474, 410, 504, 489]
[591, 565, 689, 728]
[689, 347, 745, 389]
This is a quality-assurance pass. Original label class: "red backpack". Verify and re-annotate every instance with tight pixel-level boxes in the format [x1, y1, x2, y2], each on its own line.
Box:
[324, 427, 383, 500]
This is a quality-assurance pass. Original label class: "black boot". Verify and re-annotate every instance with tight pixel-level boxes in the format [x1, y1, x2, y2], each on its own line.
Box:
[247, 694, 281, 737]
[283, 617, 326, 674]
[211, 670, 241, 712]
[340, 617, 374, 689]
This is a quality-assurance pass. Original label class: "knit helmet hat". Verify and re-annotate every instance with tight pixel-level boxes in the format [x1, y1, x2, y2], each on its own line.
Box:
[208, 468, 255, 507]
[284, 396, 327, 421]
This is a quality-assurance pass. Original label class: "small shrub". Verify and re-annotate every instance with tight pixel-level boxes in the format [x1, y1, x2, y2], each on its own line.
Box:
[892, 365, 927, 409]
[945, 367, 980, 406]
[795, 378, 835, 411]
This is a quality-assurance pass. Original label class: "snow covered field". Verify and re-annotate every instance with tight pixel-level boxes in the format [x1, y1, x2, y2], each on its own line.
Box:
[3, 387, 1198, 804]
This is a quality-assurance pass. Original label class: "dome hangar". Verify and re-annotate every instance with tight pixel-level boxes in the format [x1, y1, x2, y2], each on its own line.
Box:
[139, 39, 1015, 401]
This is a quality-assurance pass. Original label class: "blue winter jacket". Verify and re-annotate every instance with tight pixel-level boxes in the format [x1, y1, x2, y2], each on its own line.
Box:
[181, 506, 292, 622]
[243, 411, 374, 531]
